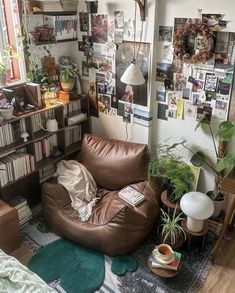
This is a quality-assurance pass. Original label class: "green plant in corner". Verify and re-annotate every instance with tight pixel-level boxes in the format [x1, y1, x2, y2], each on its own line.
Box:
[148, 145, 195, 203]
[159, 207, 186, 247]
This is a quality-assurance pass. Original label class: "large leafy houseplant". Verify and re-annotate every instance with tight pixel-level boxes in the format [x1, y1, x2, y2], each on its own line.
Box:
[159, 207, 186, 247]
[174, 118, 235, 201]
[148, 145, 195, 203]
[59, 65, 80, 92]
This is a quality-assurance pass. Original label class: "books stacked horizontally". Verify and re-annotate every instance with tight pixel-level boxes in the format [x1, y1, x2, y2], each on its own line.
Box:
[8, 195, 32, 226]
[150, 250, 181, 271]
[40, 0, 63, 12]
[118, 186, 145, 207]
[61, 0, 78, 11]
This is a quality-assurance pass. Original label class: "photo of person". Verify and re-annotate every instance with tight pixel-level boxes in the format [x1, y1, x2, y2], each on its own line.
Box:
[192, 80, 204, 92]
[114, 11, 124, 29]
[91, 14, 108, 43]
[121, 85, 134, 103]
[79, 12, 89, 32]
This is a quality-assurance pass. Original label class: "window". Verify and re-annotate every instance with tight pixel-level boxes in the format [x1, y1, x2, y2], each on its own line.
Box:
[0, 0, 26, 84]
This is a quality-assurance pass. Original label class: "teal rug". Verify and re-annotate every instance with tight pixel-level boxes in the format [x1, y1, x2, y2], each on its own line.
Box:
[28, 236, 138, 293]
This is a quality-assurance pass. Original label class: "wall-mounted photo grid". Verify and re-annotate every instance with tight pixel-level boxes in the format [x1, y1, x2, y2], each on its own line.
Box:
[78, 7, 152, 126]
[156, 16, 235, 123]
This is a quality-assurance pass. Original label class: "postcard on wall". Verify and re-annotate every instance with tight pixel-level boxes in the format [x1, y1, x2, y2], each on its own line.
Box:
[161, 43, 174, 63]
[213, 107, 227, 121]
[79, 12, 89, 32]
[156, 90, 166, 103]
[184, 101, 196, 118]
[156, 62, 173, 82]
[194, 56, 215, 71]
[217, 79, 231, 95]
[164, 79, 174, 91]
[86, 1, 98, 13]
[204, 73, 218, 92]
[157, 103, 168, 121]
[91, 14, 108, 43]
[192, 80, 204, 92]
[117, 100, 125, 116]
[114, 30, 123, 43]
[121, 84, 134, 103]
[192, 92, 206, 106]
[108, 108, 117, 116]
[196, 105, 212, 123]
[88, 81, 98, 117]
[123, 19, 134, 41]
[174, 73, 187, 91]
[176, 99, 184, 119]
[182, 88, 191, 100]
[108, 20, 115, 41]
[114, 11, 124, 29]
[214, 32, 230, 54]
[216, 100, 228, 110]
[158, 26, 173, 42]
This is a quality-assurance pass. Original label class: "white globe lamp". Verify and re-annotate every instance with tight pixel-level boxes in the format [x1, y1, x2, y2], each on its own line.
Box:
[180, 191, 214, 233]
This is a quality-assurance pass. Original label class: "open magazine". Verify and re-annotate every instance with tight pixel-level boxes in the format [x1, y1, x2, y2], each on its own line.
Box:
[118, 186, 145, 207]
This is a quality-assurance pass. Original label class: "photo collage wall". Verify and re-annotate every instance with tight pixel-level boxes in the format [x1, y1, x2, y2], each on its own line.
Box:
[156, 14, 235, 123]
[78, 2, 150, 126]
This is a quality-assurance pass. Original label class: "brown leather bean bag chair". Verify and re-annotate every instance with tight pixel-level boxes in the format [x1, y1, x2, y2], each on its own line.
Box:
[41, 134, 160, 256]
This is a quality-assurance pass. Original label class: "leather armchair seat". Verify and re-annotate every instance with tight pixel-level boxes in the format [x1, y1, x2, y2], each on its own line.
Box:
[41, 134, 160, 256]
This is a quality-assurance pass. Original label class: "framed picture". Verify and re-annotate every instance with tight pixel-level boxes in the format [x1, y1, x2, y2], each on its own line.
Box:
[115, 41, 150, 106]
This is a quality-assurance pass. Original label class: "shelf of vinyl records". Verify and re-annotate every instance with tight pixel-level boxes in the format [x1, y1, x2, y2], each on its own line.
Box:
[0, 96, 90, 188]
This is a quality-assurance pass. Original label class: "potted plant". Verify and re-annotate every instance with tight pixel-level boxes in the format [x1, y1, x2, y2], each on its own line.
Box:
[148, 146, 195, 204]
[0, 93, 15, 119]
[172, 116, 235, 218]
[159, 207, 186, 249]
[59, 65, 80, 92]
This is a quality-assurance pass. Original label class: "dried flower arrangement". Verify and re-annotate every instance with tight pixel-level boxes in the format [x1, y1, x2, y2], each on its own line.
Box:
[173, 19, 215, 63]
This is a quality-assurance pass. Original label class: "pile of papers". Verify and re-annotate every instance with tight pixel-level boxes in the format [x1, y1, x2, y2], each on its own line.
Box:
[8, 195, 32, 226]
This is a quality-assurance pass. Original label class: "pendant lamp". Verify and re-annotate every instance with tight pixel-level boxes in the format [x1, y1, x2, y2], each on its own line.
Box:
[120, 1, 145, 86]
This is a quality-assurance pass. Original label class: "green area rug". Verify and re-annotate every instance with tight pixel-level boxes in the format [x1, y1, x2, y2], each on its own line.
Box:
[28, 238, 105, 293]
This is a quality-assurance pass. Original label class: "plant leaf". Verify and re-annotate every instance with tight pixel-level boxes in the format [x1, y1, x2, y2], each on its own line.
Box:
[216, 154, 235, 172]
[217, 121, 235, 142]
[190, 151, 207, 167]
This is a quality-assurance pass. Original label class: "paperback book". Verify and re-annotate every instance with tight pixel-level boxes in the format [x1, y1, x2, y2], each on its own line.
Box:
[150, 251, 181, 271]
[118, 186, 145, 207]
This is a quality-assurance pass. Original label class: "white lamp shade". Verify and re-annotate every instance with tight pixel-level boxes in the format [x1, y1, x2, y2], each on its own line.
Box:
[180, 192, 214, 220]
[120, 62, 145, 85]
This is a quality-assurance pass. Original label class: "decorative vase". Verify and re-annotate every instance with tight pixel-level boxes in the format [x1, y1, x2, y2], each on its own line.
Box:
[61, 79, 75, 92]
[0, 106, 14, 120]
[212, 198, 226, 218]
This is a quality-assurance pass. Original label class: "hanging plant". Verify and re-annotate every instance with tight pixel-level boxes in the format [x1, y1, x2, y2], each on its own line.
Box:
[173, 19, 215, 64]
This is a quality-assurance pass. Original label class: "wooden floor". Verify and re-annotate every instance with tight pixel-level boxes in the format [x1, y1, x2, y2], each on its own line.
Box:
[12, 234, 235, 293]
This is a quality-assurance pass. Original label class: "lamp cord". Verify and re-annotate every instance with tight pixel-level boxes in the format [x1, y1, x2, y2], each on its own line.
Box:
[133, 2, 137, 60]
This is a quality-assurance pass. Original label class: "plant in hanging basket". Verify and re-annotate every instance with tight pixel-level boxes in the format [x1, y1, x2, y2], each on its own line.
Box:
[173, 18, 215, 64]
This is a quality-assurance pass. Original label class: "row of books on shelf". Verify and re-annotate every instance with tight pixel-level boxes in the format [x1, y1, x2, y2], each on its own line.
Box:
[65, 125, 81, 147]
[8, 195, 32, 226]
[0, 152, 35, 186]
[38, 0, 78, 12]
[31, 109, 55, 133]
[150, 251, 181, 271]
[44, 15, 77, 39]
[34, 134, 58, 162]
[39, 165, 56, 183]
[0, 119, 26, 147]
[206, 218, 223, 236]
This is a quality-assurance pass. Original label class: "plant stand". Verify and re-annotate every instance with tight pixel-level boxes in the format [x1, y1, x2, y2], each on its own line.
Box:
[161, 190, 181, 214]
[181, 219, 209, 251]
[148, 257, 181, 278]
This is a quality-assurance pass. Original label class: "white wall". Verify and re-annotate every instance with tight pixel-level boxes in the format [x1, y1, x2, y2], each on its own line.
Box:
[152, 0, 235, 192]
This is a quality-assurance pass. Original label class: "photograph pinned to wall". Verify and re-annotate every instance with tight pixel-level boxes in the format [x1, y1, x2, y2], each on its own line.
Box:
[196, 105, 213, 123]
[202, 14, 227, 29]
[188, 76, 195, 84]
[204, 73, 218, 92]
[164, 79, 174, 91]
[78, 42, 85, 52]
[93, 43, 102, 58]
[184, 101, 196, 118]
[192, 92, 206, 106]
[82, 61, 89, 76]
[123, 103, 132, 123]
[205, 91, 216, 102]
[111, 95, 118, 109]
[96, 72, 106, 84]
[123, 19, 134, 41]
[176, 99, 184, 119]
[159, 43, 174, 63]
[213, 107, 227, 121]
[105, 71, 113, 85]
[182, 88, 191, 100]
[114, 11, 124, 29]
[86, 1, 98, 13]
[216, 100, 228, 111]
[117, 100, 125, 116]
[156, 89, 166, 102]
[158, 26, 173, 42]
[108, 20, 115, 41]
[106, 79, 115, 95]
[88, 81, 98, 117]
[192, 79, 204, 92]
[215, 32, 230, 55]
[114, 30, 123, 43]
[156, 62, 173, 82]
[194, 55, 215, 71]
[91, 14, 108, 43]
[97, 82, 106, 94]
[174, 73, 187, 91]
[157, 103, 168, 120]
[97, 55, 113, 72]
[108, 108, 117, 116]
[79, 12, 89, 32]
[98, 93, 111, 114]
[116, 41, 150, 106]
[223, 73, 233, 84]
[167, 91, 181, 118]
[195, 70, 206, 81]
[217, 78, 231, 96]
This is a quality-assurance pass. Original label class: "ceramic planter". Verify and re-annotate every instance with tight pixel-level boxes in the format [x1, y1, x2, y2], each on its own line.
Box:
[0, 106, 14, 120]
[212, 197, 226, 218]
[60, 79, 75, 92]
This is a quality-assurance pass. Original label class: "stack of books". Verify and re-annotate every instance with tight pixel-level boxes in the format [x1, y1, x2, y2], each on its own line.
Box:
[8, 196, 32, 226]
[61, 0, 78, 11]
[40, 0, 63, 12]
[150, 251, 182, 271]
[118, 186, 145, 207]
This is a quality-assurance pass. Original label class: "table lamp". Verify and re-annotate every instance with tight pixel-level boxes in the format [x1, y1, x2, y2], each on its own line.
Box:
[180, 191, 214, 232]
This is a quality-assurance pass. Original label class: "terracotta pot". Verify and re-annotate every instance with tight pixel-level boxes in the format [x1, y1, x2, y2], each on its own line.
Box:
[60, 79, 75, 92]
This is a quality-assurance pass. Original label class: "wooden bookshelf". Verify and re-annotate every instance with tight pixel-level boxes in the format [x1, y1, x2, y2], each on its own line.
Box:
[0, 96, 90, 206]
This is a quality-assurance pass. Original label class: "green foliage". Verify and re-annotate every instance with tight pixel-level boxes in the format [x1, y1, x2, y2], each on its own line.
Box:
[160, 207, 186, 245]
[60, 66, 80, 83]
[148, 146, 195, 202]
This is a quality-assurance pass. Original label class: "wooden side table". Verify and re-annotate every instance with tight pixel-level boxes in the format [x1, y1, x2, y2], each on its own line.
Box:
[0, 200, 22, 253]
[211, 168, 235, 260]
[181, 219, 209, 251]
[148, 257, 180, 278]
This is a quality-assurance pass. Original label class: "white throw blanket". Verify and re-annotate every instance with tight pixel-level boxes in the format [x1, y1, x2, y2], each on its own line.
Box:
[56, 160, 97, 221]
